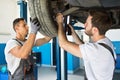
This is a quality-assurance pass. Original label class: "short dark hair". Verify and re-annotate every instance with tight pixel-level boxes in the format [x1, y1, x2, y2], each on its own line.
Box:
[88, 10, 112, 35]
[13, 18, 25, 32]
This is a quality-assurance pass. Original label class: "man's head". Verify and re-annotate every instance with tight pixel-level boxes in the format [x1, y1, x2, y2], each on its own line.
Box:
[13, 18, 28, 37]
[13, 18, 24, 31]
[84, 10, 112, 36]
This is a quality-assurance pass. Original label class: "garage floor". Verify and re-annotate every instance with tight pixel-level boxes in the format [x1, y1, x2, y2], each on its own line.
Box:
[37, 66, 120, 80]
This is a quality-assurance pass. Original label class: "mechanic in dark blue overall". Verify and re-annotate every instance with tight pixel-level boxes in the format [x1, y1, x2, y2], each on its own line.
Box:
[4, 18, 51, 80]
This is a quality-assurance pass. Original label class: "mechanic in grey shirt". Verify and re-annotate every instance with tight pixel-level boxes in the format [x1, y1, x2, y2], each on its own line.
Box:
[5, 18, 51, 80]
[56, 10, 116, 80]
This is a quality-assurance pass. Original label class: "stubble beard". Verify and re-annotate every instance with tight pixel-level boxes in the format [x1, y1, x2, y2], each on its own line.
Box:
[85, 30, 93, 36]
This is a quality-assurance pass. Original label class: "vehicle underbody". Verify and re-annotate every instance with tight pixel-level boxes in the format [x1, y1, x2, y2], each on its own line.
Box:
[28, 0, 120, 37]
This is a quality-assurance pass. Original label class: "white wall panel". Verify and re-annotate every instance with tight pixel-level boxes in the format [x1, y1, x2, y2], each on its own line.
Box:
[106, 29, 120, 41]
[0, 0, 19, 43]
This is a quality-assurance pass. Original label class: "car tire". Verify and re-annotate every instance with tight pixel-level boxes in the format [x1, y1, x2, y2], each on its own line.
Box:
[28, 0, 57, 37]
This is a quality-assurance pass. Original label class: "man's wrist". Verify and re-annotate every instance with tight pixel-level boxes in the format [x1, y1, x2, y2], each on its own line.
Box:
[30, 31, 37, 34]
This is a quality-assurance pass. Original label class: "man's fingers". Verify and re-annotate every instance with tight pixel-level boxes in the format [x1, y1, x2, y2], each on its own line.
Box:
[36, 22, 40, 26]
[31, 17, 40, 26]
[31, 17, 39, 23]
[56, 13, 62, 17]
[56, 13, 63, 19]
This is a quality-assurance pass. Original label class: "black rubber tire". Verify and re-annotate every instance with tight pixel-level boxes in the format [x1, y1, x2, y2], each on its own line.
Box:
[28, 0, 57, 37]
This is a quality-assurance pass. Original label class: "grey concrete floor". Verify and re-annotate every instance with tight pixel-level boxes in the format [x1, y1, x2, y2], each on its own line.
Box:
[37, 66, 120, 80]
[37, 66, 84, 80]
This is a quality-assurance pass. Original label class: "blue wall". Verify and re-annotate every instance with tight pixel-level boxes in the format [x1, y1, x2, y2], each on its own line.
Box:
[112, 41, 120, 69]
[32, 43, 51, 66]
[0, 43, 6, 65]
[32, 43, 80, 72]
[67, 53, 80, 71]
[112, 41, 120, 54]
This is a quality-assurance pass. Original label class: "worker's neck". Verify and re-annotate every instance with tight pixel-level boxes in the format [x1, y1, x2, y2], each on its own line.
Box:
[91, 35, 105, 42]
[16, 34, 26, 41]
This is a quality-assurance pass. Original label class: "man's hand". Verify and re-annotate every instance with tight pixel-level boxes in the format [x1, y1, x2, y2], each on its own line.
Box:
[68, 24, 75, 35]
[30, 17, 40, 34]
[56, 13, 64, 25]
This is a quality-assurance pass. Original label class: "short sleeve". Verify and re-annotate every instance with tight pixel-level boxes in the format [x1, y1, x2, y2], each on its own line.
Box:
[5, 39, 21, 54]
[79, 43, 99, 61]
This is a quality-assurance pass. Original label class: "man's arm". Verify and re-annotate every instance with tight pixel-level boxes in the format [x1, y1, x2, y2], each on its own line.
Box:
[56, 13, 82, 58]
[10, 34, 36, 59]
[35, 36, 51, 46]
[9, 18, 39, 59]
[68, 24, 84, 44]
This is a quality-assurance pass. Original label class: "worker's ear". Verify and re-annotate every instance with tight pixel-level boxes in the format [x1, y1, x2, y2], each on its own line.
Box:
[15, 25, 19, 32]
[92, 27, 98, 34]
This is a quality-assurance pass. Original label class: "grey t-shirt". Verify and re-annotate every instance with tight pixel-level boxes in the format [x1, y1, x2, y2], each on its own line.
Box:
[79, 37, 116, 80]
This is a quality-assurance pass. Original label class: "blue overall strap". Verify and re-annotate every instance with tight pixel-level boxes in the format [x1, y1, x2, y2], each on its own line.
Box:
[98, 43, 116, 66]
